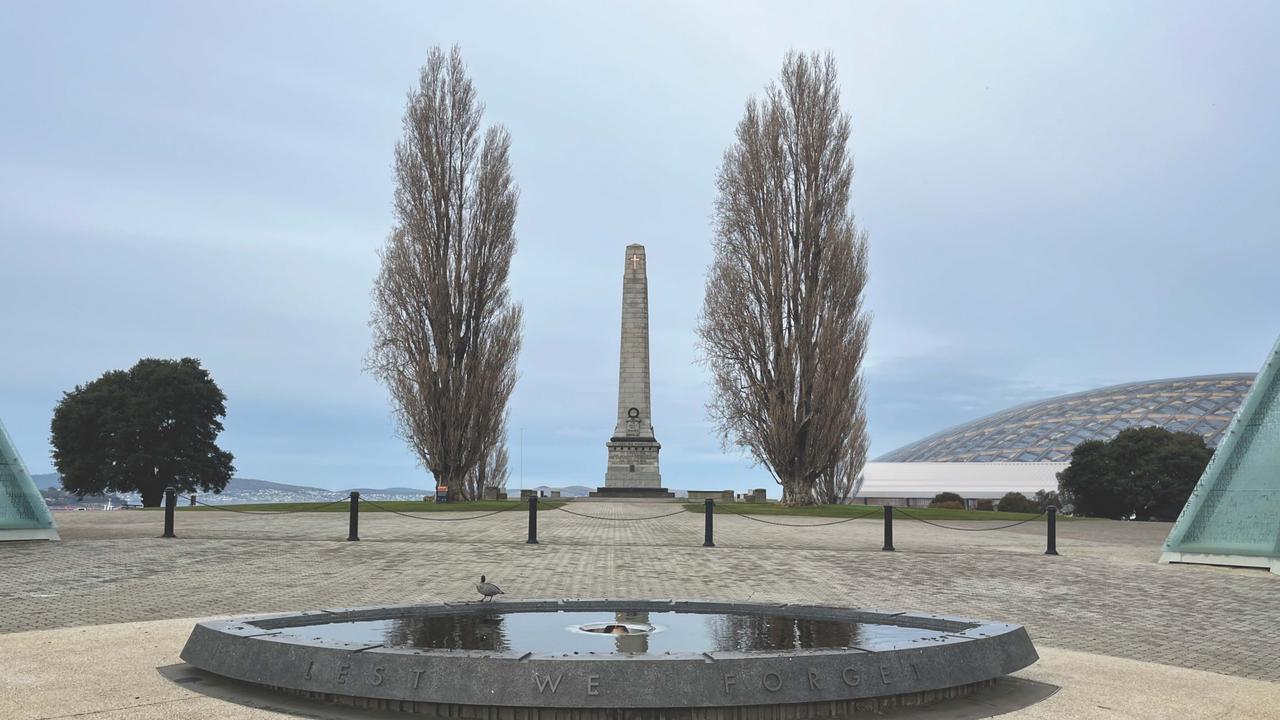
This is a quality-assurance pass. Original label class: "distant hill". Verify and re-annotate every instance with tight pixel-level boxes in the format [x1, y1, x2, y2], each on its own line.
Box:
[40, 486, 127, 504]
[227, 477, 331, 494]
[28, 473, 691, 501]
[32, 474, 373, 495]
[27, 473, 557, 498]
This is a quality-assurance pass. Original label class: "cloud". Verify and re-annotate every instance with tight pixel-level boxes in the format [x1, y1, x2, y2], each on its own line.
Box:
[2, 1, 1277, 493]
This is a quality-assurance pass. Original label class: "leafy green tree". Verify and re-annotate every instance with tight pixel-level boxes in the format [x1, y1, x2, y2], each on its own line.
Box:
[1056, 440, 1122, 517]
[997, 492, 1039, 514]
[50, 358, 235, 507]
[1057, 427, 1212, 520]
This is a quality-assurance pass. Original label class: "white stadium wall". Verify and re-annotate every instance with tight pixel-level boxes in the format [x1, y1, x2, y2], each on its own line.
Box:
[852, 462, 1066, 508]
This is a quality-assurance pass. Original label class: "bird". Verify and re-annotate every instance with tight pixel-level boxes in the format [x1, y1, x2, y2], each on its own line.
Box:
[476, 575, 504, 602]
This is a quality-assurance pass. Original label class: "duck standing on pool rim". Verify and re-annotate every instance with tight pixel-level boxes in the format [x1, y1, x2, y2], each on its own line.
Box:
[476, 575, 504, 602]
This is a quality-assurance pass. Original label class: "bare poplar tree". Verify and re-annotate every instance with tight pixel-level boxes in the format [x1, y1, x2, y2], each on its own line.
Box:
[369, 46, 522, 502]
[698, 51, 871, 505]
[814, 417, 868, 504]
[466, 434, 510, 500]
[487, 442, 510, 491]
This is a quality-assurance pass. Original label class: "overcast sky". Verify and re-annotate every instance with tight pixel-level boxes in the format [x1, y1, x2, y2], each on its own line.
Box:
[2, 1, 1277, 494]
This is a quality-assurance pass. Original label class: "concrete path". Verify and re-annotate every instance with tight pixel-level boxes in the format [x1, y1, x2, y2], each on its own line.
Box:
[3, 501, 1278, 700]
[4, 618, 1279, 720]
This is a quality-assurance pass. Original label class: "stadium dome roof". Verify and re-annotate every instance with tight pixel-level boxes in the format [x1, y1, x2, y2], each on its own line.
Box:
[878, 373, 1255, 463]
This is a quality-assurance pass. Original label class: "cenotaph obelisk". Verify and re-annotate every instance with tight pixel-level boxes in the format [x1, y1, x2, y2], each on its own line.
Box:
[592, 244, 674, 498]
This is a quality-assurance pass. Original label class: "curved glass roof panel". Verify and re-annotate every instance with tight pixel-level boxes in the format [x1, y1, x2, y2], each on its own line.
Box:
[879, 374, 1256, 463]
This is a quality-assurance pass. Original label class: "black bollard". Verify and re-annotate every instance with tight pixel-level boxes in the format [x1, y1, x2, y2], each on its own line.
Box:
[1045, 505, 1058, 556]
[189, 494, 196, 507]
[882, 505, 894, 551]
[527, 495, 539, 544]
[703, 498, 715, 547]
[347, 491, 360, 542]
[162, 486, 177, 538]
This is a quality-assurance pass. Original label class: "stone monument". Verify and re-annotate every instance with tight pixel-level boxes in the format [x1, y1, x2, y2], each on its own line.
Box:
[1161, 335, 1280, 575]
[592, 245, 674, 498]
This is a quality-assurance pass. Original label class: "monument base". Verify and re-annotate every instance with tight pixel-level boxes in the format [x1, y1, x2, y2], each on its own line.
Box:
[1159, 551, 1280, 576]
[590, 486, 676, 499]
[0, 527, 61, 542]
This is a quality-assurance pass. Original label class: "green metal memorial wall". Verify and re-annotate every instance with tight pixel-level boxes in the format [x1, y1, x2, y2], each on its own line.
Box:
[1161, 336, 1280, 574]
[0, 416, 59, 541]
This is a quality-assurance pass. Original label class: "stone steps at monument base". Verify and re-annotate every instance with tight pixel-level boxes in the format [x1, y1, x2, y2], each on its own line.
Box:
[588, 487, 677, 500]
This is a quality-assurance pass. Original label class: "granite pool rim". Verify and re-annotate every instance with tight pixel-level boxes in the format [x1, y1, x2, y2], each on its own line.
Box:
[179, 598, 1039, 711]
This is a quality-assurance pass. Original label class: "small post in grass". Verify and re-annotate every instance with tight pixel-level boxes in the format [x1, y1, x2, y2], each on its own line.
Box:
[882, 505, 894, 552]
[162, 486, 177, 538]
[703, 498, 715, 547]
[1045, 505, 1058, 556]
[527, 495, 539, 544]
[347, 491, 360, 542]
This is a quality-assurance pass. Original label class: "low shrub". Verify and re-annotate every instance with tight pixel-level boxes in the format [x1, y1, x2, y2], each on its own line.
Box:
[974, 499, 994, 511]
[997, 492, 1039, 514]
[929, 491, 964, 508]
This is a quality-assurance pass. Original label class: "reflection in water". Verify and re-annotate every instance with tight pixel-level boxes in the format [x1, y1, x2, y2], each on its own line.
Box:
[614, 611, 650, 654]
[709, 613, 862, 652]
[386, 613, 511, 652]
[269, 611, 940, 655]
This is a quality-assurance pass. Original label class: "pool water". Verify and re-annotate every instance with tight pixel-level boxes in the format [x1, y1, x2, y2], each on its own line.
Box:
[260, 611, 954, 655]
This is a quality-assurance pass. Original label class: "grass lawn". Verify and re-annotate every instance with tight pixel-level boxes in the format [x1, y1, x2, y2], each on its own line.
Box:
[682, 502, 1069, 522]
[156, 500, 564, 513]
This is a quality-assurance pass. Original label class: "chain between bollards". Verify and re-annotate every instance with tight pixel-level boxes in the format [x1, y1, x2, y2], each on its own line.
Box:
[526, 495, 539, 544]
[703, 498, 715, 547]
[347, 491, 360, 541]
[881, 505, 894, 551]
[162, 486, 177, 538]
[1045, 505, 1058, 555]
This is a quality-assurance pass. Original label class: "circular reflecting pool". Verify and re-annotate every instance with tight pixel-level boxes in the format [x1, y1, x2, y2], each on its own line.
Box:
[263, 609, 957, 655]
[181, 599, 1038, 715]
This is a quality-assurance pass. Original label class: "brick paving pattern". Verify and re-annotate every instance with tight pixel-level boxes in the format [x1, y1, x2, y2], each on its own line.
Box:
[2, 503, 1278, 682]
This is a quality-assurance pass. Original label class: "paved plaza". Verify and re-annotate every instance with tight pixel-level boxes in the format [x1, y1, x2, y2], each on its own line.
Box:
[4, 502, 1278, 686]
